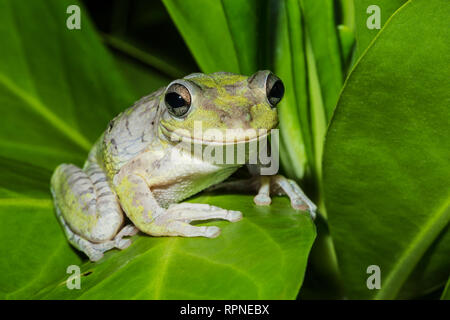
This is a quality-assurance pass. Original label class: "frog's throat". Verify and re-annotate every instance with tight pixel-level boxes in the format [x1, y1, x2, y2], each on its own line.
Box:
[159, 124, 270, 146]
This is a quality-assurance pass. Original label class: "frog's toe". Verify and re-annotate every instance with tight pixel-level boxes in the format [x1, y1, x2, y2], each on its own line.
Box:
[290, 198, 309, 211]
[59, 218, 117, 261]
[115, 238, 132, 250]
[288, 196, 316, 219]
[164, 221, 222, 238]
[203, 226, 221, 238]
[166, 202, 243, 223]
[254, 176, 271, 206]
[254, 193, 272, 206]
[115, 224, 139, 238]
[112, 224, 138, 250]
[85, 247, 105, 262]
[306, 204, 317, 220]
[269, 175, 317, 219]
[226, 210, 243, 222]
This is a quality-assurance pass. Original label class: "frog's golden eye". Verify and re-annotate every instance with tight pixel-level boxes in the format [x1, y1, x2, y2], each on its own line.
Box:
[266, 74, 284, 107]
[165, 83, 192, 117]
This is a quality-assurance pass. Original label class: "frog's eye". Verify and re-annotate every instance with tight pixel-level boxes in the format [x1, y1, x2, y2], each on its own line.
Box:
[165, 83, 192, 117]
[266, 74, 284, 107]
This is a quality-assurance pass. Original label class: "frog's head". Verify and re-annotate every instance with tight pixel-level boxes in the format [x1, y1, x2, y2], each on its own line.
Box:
[159, 71, 283, 145]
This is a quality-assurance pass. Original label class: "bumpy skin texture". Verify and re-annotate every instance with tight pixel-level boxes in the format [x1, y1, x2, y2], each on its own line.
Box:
[50, 71, 316, 261]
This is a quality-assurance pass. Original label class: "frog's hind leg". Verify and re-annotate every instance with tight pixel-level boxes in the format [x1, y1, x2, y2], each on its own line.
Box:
[51, 162, 137, 261]
[206, 174, 317, 218]
[52, 201, 115, 261]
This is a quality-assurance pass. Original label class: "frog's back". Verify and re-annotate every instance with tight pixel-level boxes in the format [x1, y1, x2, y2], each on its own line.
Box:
[97, 88, 165, 178]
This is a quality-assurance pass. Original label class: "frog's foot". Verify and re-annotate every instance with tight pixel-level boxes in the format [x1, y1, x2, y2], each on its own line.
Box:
[72, 225, 138, 261]
[153, 203, 243, 238]
[62, 225, 115, 262]
[255, 175, 317, 219]
[83, 224, 138, 260]
[208, 175, 317, 219]
[58, 211, 138, 261]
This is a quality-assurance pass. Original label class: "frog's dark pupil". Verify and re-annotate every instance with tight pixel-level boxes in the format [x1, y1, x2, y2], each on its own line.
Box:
[269, 80, 284, 99]
[165, 92, 186, 109]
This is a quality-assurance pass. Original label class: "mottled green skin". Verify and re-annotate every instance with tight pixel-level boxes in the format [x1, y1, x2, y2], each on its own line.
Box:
[160, 72, 278, 137]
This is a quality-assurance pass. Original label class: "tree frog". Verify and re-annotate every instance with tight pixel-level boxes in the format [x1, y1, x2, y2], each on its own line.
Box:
[50, 71, 316, 261]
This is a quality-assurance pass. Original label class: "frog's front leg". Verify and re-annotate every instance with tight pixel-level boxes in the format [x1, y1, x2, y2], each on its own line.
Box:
[114, 174, 242, 238]
[256, 175, 317, 219]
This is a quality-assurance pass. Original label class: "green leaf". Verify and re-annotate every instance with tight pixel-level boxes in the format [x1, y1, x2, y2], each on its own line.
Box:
[0, 197, 83, 299]
[337, 24, 356, 72]
[0, 158, 83, 299]
[0, 0, 135, 170]
[0, 0, 316, 299]
[162, 0, 242, 74]
[338, 0, 355, 31]
[103, 34, 185, 80]
[441, 278, 450, 300]
[323, 0, 450, 299]
[85, 0, 198, 78]
[110, 52, 172, 98]
[270, 0, 310, 180]
[398, 225, 450, 299]
[163, 0, 273, 75]
[34, 195, 315, 299]
[354, 0, 407, 58]
[300, 0, 343, 122]
[0, 0, 132, 298]
[337, 1, 356, 71]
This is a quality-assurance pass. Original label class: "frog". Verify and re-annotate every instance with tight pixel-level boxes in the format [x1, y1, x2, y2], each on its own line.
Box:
[50, 70, 316, 261]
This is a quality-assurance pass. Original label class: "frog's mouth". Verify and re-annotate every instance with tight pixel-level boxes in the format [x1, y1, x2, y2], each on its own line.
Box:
[160, 124, 271, 146]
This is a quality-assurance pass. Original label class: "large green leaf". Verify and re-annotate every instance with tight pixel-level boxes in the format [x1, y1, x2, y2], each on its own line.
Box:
[354, 0, 407, 58]
[163, 0, 243, 74]
[0, 0, 132, 299]
[323, 0, 450, 299]
[34, 194, 315, 299]
[0, 0, 316, 299]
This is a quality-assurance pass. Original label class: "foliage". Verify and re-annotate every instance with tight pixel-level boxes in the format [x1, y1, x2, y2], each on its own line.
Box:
[0, 0, 448, 300]
[324, 0, 450, 299]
